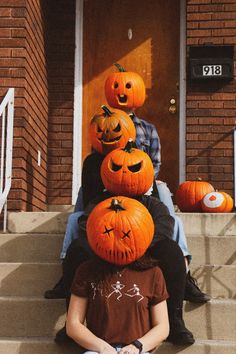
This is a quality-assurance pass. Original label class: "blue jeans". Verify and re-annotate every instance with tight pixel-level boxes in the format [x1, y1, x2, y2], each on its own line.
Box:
[60, 211, 84, 259]
[156, 181, 192, 262]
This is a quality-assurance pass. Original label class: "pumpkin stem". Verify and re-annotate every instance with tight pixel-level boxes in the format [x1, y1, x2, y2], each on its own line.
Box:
[109, 199, 126, 212]
[114, 63, 126, 72]
[124, 138, 136, 153]
[101, 105, 113, 117]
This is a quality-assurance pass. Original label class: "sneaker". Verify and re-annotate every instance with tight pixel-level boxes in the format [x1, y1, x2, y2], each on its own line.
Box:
[44, 276, 66, 299]
[184, 271, 211, 303]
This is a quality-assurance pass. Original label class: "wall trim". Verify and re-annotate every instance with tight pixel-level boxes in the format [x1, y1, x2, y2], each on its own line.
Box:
[72, 0, 83, 204]
[179, 0, 186, 183]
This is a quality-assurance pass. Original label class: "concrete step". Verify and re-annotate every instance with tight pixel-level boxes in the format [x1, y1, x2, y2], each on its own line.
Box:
[0, 263, 235, 299]
[7, 212, 70, 234]
[0, 339, 235, 354]
[0, 298, 235, 341]
[0, 263, 62, 297]
[190, 264, 236, 300]
[7, 211, 236, 236]
[177, 212, 236, 237]
[1, 233, 235, 265]
[0, 234, 63, 262]
[188, 236, 236, 265]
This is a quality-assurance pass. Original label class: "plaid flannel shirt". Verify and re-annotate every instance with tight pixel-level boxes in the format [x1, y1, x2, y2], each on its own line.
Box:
[130, 113, 161, 178]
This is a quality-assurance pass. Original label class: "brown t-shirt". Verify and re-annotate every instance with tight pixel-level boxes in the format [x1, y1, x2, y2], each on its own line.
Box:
[71, 259, 169, 345]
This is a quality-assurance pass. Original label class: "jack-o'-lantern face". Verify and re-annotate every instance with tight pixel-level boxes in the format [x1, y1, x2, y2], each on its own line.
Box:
[101, 140, 154, 196]
[104, 63, 146, 109]
[90, 105, 136, 155]
[87, 196, 154, 265]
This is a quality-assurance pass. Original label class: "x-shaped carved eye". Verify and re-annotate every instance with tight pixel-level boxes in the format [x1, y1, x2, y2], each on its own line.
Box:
[128, 162, 142, 172]
[111, 162, 122, 171]
[113, 123, 121, 132]
[122, 230, 131, 239]
[103, 226, 114, 236]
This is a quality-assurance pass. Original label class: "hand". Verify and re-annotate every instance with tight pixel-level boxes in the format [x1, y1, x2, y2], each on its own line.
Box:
[100, 344, 117, 354]
[119, 344, 140, 354]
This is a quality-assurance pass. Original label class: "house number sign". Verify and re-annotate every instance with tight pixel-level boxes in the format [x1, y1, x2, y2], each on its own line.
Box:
[202, 65, 222, 76]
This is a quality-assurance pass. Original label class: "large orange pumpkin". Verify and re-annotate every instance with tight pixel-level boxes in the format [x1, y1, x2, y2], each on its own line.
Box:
[101, 140, 154, 196]
[90, 105, 136, 155]
[104, 63, 146, 109]
[175, 179, 214, 212]
[201, 191, 234, 213]
[87, 196, 154, 265]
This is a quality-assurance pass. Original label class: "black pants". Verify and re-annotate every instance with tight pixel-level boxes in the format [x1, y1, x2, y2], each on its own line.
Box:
[63, 237, 186, 311]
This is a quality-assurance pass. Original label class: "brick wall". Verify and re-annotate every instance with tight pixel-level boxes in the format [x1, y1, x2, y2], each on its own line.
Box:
[0, 0, 75, 211]
[0, 0, 49, 211]
[186, 0, 236, 196]
[46, 0, 75, 206]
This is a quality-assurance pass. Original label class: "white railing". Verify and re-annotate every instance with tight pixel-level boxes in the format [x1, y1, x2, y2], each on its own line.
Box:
[0, 88, 15, 232]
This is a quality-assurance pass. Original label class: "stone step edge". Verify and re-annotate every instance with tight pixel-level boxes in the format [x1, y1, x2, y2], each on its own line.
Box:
[0, 233, 64, 236]
[0, 297, 235, 305]
[0, 337, 235, 346]
[0, 262, 236, 268]
[1, 233, 236, 238]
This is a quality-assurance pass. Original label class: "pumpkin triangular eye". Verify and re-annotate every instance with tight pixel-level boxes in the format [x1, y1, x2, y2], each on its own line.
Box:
[128, 162, 142, 172]
[97, 125, 103, 132]
[111, 162, 122, 171]
[113, 123, 121, 132]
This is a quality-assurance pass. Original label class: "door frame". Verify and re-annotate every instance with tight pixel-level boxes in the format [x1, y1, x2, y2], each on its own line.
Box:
[72, 0, 186, 204]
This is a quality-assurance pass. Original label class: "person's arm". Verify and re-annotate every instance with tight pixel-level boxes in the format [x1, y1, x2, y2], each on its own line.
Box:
[66, 294, 117, 354]
[82, 153, 105, 208]
[149, 124, 161, 179]
[119, 300, 169, 354]
[140, 195, 175, 243]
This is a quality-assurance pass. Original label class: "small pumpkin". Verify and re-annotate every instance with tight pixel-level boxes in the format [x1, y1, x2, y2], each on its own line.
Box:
[175, 179, 215, 212]
[90, 105, 136, 155]
[101, 139, 154, 196]
[104, 63, 146, 109]
[87, 196, 154, 265]
[201, 191, 234, 213]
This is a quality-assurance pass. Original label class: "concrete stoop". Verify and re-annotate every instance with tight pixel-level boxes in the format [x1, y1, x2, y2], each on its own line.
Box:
[0, 210, 235, 354]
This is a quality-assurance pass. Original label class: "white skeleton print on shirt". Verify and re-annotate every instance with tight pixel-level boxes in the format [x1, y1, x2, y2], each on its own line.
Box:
[125, 283, 144, 302]
[90, 279, 144, 303]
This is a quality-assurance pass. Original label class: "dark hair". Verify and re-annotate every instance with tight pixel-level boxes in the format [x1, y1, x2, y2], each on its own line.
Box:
[89, 250, 158, 287]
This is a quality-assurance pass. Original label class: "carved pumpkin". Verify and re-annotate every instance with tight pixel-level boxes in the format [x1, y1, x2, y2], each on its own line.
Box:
[104, 63, 146, 109]
[175, 179, 214, 212]
[87, 196, 154, 265]
[90, 105, 136, 155]
[101, 140, 154, 196]
[201, 191, 234, 213]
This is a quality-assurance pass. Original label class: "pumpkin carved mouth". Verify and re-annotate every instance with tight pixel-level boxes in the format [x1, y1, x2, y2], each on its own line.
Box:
[117, 94, 127, 105]
[98, 135, 122, 144]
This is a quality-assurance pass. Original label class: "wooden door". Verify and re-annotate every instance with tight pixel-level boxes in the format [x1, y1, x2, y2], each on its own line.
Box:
[82, 0, 180, 194]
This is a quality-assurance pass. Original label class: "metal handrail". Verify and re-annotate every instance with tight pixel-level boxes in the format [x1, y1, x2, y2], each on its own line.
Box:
[0, 88, 15, 232]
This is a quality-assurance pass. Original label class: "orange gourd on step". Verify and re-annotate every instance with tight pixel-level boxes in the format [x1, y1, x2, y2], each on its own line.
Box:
[201, 191, 234, 213]
[87, 196, 154, 265]
[90, 105, 136, 155]
[101, 139, 154, 196]
[104, 63, 146, 109]
[175, 179, 214, 212]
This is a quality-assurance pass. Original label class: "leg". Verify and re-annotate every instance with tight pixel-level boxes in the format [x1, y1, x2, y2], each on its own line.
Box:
[60, 211, 84, 259]
[44, 211, 84, 299]
[74, 186, 84, 212]
[150, 239, 195, 345]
